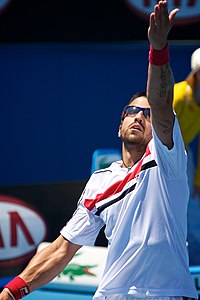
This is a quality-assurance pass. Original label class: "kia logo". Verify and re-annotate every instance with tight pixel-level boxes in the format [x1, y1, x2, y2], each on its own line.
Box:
[0, 195, 47, 267]
[125, 0, 200, 25]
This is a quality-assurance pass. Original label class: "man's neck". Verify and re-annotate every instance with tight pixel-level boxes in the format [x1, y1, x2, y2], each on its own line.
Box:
[121, 144, 146, 169]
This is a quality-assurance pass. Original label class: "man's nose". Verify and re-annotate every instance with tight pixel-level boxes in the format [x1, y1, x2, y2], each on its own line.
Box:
[134, 110, 144, 123]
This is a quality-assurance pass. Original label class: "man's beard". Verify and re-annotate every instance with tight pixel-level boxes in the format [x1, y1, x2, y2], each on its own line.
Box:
[121, 130, 151, 152]
[122, 137, 147, 152]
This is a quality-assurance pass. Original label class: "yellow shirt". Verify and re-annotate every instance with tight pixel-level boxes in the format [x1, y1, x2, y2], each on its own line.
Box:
[173, 81, 200, 186]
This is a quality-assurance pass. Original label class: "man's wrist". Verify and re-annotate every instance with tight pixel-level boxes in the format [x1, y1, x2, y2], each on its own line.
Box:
[148, 44, 169, 66]
[4, 277, 30, 300]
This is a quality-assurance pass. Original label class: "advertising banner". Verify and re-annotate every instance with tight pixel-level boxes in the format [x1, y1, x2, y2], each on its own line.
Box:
[0, 181, 88, 280]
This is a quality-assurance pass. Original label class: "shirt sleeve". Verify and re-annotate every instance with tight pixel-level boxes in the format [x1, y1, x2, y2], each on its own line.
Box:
[150, 116, 188, 179]
[60, 175, 105, 246]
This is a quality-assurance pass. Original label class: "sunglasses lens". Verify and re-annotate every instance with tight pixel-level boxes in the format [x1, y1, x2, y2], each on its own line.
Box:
[144, 109, 150, 118]
[122, 106, 150, 120]
[125, 106, 140, 116]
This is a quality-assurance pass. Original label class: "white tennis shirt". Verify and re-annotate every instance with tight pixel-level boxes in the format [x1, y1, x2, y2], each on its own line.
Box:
[60, 117, 198, 299]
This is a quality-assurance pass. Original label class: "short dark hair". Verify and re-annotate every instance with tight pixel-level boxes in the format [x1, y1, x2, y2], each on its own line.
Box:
[127, 91, 147, 106]
[120, 91, 147, 123]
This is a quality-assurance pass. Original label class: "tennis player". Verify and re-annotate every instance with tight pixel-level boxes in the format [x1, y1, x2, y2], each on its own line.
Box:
[1, 1, 197, 300]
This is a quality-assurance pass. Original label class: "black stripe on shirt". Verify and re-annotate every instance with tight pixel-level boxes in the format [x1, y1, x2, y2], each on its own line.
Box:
[95, 159, 157, 216]
[94, 169, 112, 174]
[95, 183, 137, 216]
[141, 160, 157, 171]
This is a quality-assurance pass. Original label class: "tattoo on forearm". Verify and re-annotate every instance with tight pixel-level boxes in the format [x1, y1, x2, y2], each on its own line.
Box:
[158, 65, 173, 99]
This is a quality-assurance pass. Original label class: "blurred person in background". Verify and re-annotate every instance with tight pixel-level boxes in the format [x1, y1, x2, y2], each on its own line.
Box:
[173, 48, 200, 265]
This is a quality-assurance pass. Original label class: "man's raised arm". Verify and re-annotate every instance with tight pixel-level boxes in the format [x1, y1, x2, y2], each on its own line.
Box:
[146, 0, 179, 149]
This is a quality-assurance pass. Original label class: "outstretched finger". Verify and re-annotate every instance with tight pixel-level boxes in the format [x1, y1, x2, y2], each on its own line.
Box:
[169, 8, 179, 26]
[160, 1, 168, 24]
[154, 4, 160, 28]
[149, 12, 156, 30]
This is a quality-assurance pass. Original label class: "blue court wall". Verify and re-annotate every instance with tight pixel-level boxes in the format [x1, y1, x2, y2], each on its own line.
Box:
[0, 42, 199, 185]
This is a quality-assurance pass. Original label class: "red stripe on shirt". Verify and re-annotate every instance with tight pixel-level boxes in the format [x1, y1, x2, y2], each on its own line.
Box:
[84, 146, 151, 211]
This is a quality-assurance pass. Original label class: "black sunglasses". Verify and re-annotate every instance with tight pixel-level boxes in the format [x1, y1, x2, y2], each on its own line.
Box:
[121, 105, 151, 121]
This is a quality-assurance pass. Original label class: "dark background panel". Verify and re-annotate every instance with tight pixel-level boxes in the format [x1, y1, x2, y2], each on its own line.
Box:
[0, 0, 199, 43]
[0, 181, 88, 242]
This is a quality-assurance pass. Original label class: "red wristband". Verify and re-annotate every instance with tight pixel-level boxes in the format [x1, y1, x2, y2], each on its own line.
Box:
[148, 44, 169, 66]
[5, 276, 30, 300]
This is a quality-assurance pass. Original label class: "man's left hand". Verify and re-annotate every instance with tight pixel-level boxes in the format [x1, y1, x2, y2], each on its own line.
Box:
[148, 0, 179, 50]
